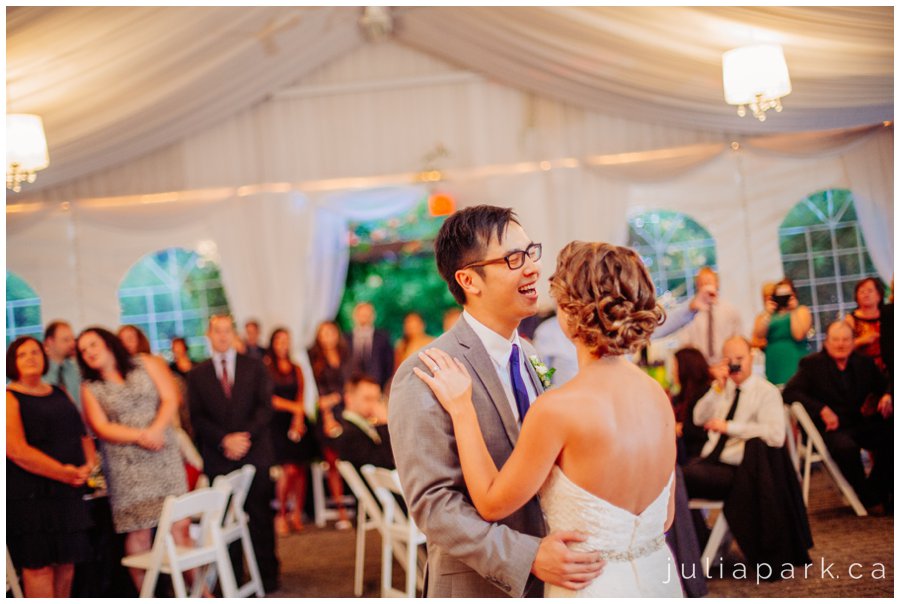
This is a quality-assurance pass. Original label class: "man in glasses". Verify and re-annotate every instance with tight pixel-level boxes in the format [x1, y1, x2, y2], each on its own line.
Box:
[389, 205, 603, 597]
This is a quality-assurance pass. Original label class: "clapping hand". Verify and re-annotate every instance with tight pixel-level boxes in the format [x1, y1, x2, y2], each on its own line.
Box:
[414, 348, 473, 418]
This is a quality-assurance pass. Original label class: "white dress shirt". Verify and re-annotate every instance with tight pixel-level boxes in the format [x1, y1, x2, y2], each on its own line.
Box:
[678, 299, 743, 362]
[693, 373, 785, 466]
[462, 311, 538, 423]
[212, 348, 237, 387]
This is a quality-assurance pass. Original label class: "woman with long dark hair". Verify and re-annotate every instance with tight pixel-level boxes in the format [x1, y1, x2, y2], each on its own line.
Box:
[671, 347, 712, 462]
[264, 327, 319, 535]
[77, 327, 191, 591]
[307, 321, 352, 530]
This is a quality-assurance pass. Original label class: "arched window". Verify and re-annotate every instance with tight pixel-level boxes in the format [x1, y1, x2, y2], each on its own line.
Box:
[6, 272, 43, 346]
[118, 247, 231, 359]
[779, 188, 882, 348]
[627, 210, 717, 303]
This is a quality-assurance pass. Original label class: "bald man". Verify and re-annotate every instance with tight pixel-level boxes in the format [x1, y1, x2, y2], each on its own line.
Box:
[683, 336, 785, 499]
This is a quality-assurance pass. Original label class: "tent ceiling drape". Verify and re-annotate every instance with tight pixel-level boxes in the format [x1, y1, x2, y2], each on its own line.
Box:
[6, 6, 893, 196]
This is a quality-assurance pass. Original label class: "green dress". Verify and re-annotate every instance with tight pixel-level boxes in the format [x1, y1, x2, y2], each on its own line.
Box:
[765, 312, 810, 385]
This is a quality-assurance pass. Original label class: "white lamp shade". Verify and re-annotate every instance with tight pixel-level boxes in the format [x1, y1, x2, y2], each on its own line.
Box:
[722, 44, 792, 105]
[7, 114, 49, 172]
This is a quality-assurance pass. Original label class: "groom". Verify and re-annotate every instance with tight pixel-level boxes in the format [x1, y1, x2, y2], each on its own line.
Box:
[389, 205, 604, 597]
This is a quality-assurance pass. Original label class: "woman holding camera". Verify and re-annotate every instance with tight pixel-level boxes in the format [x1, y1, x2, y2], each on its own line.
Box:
[752, 278, 811, 385]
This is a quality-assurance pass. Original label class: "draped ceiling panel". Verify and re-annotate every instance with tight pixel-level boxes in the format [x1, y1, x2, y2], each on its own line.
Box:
[6, 6, 893, 196]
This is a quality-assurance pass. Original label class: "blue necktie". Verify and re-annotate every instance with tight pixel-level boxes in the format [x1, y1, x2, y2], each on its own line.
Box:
[509, 343, 531, 421]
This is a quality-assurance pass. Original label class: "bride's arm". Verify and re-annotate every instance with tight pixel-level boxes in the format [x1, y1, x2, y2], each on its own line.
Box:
[416, 348, 565, 521]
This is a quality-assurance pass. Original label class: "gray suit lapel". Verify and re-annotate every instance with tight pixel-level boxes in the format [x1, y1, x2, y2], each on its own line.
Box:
[453, 318, 521, 447]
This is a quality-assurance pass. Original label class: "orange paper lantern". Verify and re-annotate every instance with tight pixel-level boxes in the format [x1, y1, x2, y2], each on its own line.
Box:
[428, 192, 456, 217]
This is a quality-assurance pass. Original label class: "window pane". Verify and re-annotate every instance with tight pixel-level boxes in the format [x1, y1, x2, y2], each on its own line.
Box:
[837, 253, 861, 277]
[780, 233, 807, 255]
[812, 256, 836, 279]
[834, 225, 858, 249]
[153, 292, 175, 314]
[783, 259, 810, 281]
[809, 230, 832, 252]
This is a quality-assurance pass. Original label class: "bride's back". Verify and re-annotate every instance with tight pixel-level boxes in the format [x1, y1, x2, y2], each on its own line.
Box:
[546, 240, 675, 515]
[547, 358, 675, 516]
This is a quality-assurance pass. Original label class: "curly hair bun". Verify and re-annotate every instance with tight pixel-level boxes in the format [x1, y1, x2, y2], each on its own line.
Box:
[549, 241, 665, 357]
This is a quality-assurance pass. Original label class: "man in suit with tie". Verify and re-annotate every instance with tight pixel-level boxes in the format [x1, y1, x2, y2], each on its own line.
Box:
[389, 205, 604, 597]
[187, 315, 279, 592]
[348, 302, 394, 390]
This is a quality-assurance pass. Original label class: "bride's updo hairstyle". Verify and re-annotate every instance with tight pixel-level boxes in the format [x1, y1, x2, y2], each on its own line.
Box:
[550, 241, 665, 358]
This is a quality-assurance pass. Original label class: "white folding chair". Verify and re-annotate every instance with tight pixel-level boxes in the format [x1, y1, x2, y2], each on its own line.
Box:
[121, 485, 238, 598]
[312, 461, 356, 528]
[789, 402, 867, 516]
[337, 461, 384, 596]
[688, 499, 731, 578]
[361, 465, 425, 598]
[6, 547, 23, 598]
[211, 465, 265, 598]
[783, 404, 801, 476]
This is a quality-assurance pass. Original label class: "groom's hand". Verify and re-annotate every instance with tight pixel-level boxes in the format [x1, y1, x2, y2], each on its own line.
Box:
[531, 530, 605, 590]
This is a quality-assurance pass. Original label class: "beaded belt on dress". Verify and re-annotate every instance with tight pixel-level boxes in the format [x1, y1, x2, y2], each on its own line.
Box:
[596, 535, 665, 562]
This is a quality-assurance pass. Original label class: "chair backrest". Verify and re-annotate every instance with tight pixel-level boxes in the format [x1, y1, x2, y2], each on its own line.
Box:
[789, 402, 827, 455]
[212, 464, 256, 529]
[157, 486, 230, 550]
[361, 465, 411, 526]
[337, 460, 382, 524]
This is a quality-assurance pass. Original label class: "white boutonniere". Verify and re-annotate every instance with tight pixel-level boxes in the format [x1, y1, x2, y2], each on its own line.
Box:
[528, 355, 556, 389]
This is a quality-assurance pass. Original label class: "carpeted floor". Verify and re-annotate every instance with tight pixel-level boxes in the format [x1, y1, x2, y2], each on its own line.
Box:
[268, 466, 892, 598]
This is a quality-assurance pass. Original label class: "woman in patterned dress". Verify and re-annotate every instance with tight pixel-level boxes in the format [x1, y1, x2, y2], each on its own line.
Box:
[76, 327, 190, 591]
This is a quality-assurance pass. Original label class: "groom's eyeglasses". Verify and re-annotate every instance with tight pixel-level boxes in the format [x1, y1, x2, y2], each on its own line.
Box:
[463, 242, 542, 271]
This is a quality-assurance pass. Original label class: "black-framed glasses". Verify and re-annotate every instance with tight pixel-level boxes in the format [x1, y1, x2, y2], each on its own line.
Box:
[463, 242, 542, 270]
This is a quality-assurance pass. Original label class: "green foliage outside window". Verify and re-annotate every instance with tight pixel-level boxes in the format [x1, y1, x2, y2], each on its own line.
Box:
[6, 272, 42, 346]
[337, 200, 458, 343]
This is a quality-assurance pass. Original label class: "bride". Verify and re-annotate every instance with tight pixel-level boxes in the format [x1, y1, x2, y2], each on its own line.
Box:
[415, 241, 682, 597]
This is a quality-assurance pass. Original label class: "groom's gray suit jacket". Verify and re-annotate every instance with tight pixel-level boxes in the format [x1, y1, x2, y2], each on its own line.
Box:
[388, 316, 547, 597]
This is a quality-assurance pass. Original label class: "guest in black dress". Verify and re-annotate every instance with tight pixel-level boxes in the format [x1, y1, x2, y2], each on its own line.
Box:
[307, 320, 353, 530]
[6, 336, 95, 597]
[265, 328, 319, 535]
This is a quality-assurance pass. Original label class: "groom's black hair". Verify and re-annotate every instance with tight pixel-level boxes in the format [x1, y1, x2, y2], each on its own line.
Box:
[435, 205, 519, 305]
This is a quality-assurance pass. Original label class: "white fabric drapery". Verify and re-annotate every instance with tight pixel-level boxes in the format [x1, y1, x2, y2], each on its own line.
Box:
[7, 7, 892, 196]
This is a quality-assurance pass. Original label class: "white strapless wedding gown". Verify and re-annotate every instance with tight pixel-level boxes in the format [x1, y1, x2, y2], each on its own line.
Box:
[540, 466, 683, 598]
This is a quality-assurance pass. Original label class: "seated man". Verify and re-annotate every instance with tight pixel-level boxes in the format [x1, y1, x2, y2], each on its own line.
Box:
[684, 336, 785, 499]
[783, 321, 893, 511]
[684, 336, 811, 571]
[320, 373, 394, 470]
